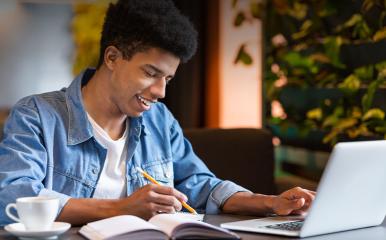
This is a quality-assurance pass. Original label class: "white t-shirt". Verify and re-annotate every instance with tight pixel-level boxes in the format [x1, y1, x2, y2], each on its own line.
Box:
[87, 113, 128, 199]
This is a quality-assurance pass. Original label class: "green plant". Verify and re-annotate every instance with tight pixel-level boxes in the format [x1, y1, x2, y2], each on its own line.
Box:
[234, 0, 386, 145]
[71, 0, 113, 75]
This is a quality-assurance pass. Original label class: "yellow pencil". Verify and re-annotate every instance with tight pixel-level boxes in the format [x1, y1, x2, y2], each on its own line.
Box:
[136, 167, 197, 214]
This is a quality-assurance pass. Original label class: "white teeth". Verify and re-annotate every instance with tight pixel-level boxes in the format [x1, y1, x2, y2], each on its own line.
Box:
[137, 95, 154, 107]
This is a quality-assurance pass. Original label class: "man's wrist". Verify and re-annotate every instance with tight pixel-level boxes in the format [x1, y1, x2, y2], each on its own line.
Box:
[222, 192, 278, 216]
[262, 195, 277, 214]
[58, 198, 123, 225]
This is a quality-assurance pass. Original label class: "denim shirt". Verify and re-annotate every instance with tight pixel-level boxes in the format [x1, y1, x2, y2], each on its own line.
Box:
[0, 69, 248, 225]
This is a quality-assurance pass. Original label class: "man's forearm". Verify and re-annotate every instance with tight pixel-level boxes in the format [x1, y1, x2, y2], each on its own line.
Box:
[57, 198, 122, 226]
[221, 192, 276, 216]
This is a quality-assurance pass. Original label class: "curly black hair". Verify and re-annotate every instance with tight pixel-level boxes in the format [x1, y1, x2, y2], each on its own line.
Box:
[97, 0, 198, 68]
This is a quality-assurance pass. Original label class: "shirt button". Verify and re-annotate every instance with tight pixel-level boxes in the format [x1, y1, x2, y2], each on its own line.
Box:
[92, 168, 98, 174]
[165, 171, 171, 178]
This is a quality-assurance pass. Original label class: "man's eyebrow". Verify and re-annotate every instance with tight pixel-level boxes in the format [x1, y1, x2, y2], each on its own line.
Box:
[143, 64, 174, 78]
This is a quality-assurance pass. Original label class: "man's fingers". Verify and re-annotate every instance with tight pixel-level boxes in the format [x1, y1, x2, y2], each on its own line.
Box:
[276, 198, 305, 215]
[283, 187, 315, 208]
[293, 188, 315, 202]
[290, 198, 305, 212]
[149, 191, 182, 211]
[275, 187, 316, 216]
[291, 209, 308, 216]
[151, 184, 188, 202]
[308, 190, 316, 196]
[285, 197, 305, 210]
[151, 203, 176, 215]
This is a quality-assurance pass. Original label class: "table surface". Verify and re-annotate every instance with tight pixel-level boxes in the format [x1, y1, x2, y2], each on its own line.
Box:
[1, 214, 385, 239]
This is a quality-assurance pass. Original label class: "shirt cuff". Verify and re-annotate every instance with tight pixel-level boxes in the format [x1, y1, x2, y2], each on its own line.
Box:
[38, 188, 71, 217]
[205, 180, 251, 214]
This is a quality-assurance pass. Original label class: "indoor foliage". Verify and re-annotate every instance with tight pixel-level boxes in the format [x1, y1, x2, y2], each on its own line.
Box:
[234, 0, 386, 145]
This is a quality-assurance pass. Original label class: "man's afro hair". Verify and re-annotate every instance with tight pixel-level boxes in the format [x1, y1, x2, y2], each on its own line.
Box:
[98, 0, 198, 66]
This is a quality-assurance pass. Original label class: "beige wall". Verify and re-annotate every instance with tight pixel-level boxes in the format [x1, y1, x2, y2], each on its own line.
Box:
[207, 0, 263, 128]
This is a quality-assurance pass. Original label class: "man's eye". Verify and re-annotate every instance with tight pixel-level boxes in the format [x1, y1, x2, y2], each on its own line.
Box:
[144, 71, 156, 78]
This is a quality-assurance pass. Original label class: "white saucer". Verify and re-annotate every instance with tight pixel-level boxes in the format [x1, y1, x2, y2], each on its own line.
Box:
[4, 222, 71, 239]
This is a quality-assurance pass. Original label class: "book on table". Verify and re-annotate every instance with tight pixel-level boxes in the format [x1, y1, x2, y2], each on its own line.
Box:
[79, 213, 240, 240]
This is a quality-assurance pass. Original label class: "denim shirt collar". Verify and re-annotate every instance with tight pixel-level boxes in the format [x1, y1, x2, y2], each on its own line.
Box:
[64, 68, 149, 145]
[65, 69, 94, 145]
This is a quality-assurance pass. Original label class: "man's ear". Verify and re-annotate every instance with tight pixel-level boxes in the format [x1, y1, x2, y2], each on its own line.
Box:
[104, 46, 121, 70]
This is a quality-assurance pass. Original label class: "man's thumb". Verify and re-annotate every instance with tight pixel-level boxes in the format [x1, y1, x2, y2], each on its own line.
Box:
[285, 198, 305, 210]
[292, 198, 305, 209]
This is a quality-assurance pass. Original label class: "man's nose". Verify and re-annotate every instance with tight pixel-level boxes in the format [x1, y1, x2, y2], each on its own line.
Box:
[150, 77, 167, 99]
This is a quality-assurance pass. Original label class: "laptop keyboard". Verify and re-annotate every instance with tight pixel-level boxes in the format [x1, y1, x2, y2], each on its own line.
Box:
[265, 221, 304, 231]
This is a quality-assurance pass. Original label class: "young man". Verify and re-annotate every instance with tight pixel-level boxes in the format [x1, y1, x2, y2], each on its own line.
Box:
[0, 0, 314, 226]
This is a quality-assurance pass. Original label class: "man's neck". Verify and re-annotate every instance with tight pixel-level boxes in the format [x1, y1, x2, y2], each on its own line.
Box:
[81, 68, 127, 140]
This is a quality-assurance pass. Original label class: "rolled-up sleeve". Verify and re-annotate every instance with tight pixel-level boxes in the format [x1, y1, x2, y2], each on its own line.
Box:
[205, 180, 251, 214]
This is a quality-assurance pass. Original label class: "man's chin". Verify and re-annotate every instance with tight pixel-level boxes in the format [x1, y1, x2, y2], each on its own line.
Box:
[126, 110, 144, 118]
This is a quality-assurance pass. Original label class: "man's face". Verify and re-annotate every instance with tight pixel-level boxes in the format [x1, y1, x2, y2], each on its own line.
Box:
[108, 47, 180, 117]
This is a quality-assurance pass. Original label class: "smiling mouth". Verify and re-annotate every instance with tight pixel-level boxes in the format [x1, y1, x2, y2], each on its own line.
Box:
[136, 95, 157, 107]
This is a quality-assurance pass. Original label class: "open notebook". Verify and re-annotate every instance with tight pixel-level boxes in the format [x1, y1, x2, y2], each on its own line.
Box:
[79, 213, 240, 240]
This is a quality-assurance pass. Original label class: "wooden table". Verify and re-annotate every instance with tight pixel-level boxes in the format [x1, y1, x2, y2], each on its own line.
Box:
[1, 214, 385, 239]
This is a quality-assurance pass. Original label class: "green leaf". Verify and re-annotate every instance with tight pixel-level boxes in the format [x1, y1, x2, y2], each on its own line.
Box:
[347, 124, 370, 138]
[335, 118, 359, 130]
[374, 61, 386, 79]
[380, 11, 386, 29]
[338, 74, 361, 93]
[362, 79, 381, 112]
[323, 37, 345, 68]
[307, 108, 323, 120]
[282, 51, 314, 68]
[344, 14, 363, 28]
[363, 108, 385, 121]
[292, 20, 313, 40]
[354, 21, 372, 39]
[234, 12, 246, 27]
[322, 106, 344, 128]
[234, 45, 253, 65]
[375, 126, 386, 133]
[309, 53, 331, 63]
[288, 2, 308, 20]
[354, 65, 374, 80]
[373, 27, 386, 41]
[323, 129, 339, 144]
[323, 118, 358, 144]
[317, 1, 337, 17]
[322, 115, 338, 128]
[362, 0, 376, 12]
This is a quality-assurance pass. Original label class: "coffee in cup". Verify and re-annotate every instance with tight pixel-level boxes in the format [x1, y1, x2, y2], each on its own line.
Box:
[5, 196, 59, 231]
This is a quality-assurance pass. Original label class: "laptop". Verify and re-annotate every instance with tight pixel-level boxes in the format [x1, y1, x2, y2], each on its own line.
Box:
[221, 140, 386, 237]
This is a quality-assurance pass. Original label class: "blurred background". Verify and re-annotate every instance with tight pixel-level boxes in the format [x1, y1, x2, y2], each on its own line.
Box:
[1, 0, 386, 193]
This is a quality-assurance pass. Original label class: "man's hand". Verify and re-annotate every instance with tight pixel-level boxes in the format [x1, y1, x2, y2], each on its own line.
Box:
[57, 184, 188, 225]
[271, 187, 315, 216]
[117, 184, 188, 219]
[222, 187, 316, 217]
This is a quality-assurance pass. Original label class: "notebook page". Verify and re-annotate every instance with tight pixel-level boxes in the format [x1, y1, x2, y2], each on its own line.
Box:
[174, 212, 204, 221]
[149, 213, 197, 236]
[82, 215, 163, 238]
[149, 213, 240, 239]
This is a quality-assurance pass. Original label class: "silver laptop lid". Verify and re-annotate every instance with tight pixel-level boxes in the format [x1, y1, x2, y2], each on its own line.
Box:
[301, 140, 386, 237]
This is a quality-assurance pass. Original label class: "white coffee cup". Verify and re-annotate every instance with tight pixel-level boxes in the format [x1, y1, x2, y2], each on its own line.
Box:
[5, 196, 59, 231]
